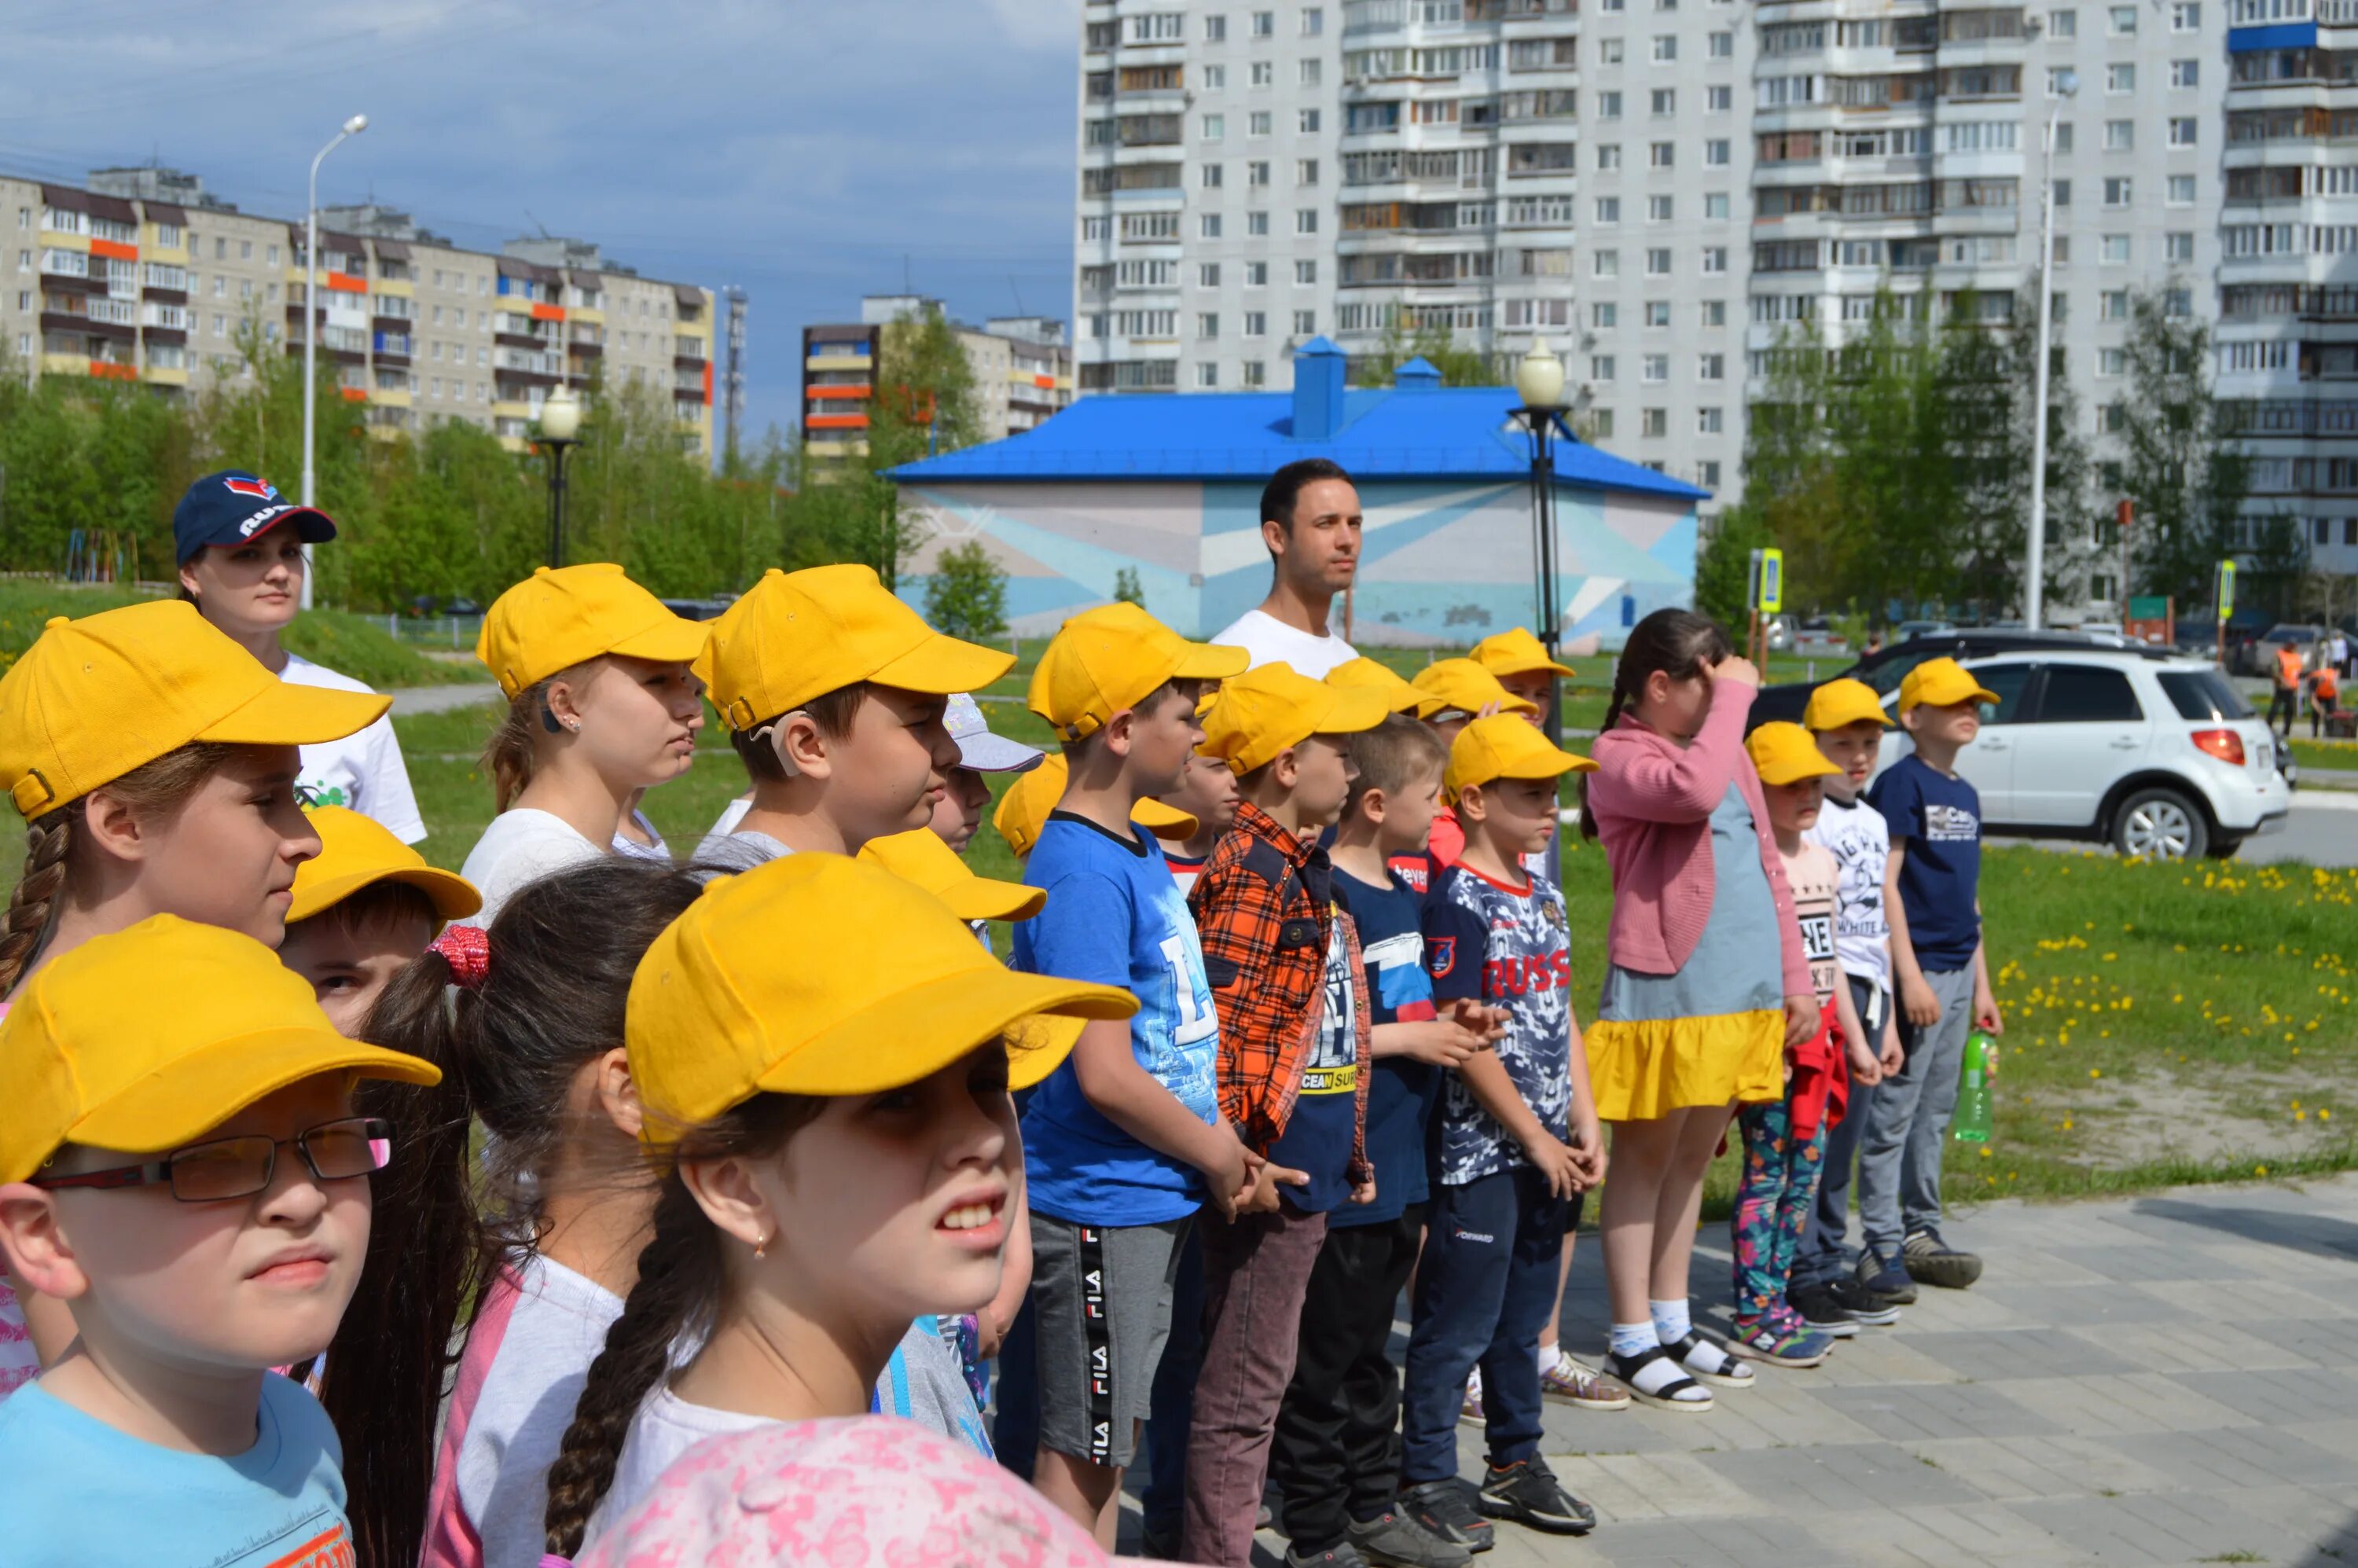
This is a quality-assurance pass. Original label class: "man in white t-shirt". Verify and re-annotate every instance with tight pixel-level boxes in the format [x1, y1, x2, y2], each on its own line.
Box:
[1209, 457, 1363, 675]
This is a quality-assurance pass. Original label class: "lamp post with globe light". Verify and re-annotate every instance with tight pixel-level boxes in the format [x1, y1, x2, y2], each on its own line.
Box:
[1510, 343, 1570, 745]
[299, 112, 367, 611]
[538, 386, 584, 569]
[2026, 64, 2078, 630]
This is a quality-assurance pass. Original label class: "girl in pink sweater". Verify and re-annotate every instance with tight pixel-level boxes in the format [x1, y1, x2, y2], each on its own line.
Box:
[1578, 611, 1816, 1411]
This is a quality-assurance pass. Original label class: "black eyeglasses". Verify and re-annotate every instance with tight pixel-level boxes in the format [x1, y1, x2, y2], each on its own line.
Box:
[30, 1117, 395, 1204]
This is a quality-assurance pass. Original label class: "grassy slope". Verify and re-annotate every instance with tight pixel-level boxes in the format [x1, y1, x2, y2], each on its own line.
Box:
[0, 580, 447, 688]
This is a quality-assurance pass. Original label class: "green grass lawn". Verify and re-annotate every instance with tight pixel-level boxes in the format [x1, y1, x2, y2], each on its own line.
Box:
[2288, 736, 2358, 775]
[0, 579, 448, 688]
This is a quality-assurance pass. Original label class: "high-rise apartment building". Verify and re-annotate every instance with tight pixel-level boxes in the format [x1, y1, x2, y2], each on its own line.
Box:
[0, 165, 715, 458]
[1073, 0, 2358, 597]
[799, 295, 1074, 461]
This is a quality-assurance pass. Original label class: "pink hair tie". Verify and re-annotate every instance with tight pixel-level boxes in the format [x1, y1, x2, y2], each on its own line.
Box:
[432, 924, 490, 990]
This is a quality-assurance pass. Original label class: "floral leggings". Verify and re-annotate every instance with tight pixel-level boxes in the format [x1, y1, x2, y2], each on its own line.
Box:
[1732, 1095, 1829, 1324]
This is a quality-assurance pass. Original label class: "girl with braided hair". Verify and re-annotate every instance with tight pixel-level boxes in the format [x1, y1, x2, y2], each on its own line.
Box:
[0, 602, 389, 1400]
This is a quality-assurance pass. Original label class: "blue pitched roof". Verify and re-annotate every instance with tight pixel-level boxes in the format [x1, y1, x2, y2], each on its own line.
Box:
[888, 380, 1709, 501]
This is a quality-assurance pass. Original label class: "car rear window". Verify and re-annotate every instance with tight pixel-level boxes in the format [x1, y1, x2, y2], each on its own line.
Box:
[2158, 668, 2257, 721]
[2034, 664, 2144, 723]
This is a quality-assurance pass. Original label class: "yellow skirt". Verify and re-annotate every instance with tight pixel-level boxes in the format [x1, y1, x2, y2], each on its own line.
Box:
[1585, 1009, 1785, 1122]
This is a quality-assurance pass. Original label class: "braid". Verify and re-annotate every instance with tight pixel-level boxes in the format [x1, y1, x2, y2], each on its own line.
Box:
[0, 815, 74, 996]
[541, 1174, 721, 1559]
[1579, 678, 1632, 842]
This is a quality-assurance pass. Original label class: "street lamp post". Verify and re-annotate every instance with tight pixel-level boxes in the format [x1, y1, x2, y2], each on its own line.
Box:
[1510, 343, 1570, 747]
[300, 112, 367, 612]
[2026, 68, 2077, 632]
[538, 385, 584, 568]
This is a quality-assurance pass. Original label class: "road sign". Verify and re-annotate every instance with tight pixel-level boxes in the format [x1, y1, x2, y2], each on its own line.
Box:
[2215, 560, 2236, 621]
[1750, 546, 1783, 614]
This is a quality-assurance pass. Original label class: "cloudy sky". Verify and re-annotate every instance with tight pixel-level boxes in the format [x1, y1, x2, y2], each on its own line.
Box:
[0, 0, 1081, 455]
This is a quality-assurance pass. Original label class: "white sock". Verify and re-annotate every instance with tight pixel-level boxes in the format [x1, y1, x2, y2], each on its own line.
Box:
[1649, 1298, 1692, 1345]
[1609, 1320, 1657, 1359]
[1535, 1341, 1558, 1373]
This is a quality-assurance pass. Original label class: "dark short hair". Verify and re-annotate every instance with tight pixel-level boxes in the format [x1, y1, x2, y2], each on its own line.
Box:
[1345, 714, 1447, 816]
[1260, 458, 1354, 541]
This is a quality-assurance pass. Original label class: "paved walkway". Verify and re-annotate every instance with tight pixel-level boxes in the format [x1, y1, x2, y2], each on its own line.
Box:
[1249, 1174, 2358, 1566]
[389, 682, 499, 714]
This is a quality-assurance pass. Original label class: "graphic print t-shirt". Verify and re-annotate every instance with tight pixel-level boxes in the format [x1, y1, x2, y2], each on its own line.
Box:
[1332, 867, 1441, 1228]
[281, 652, 428, 845]
[0, 1373, 352, 1568]
[1804, 792, 1892, 991]
[1422, 862, 1572, 1187]
[1015, 812, 1222, 1226]
[1780, 840, 1841, 1009]
[1868, 753, 1983, 971]
[1265, 903, 1361, 1213]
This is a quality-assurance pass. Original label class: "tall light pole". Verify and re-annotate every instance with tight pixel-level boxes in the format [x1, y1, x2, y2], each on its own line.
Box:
[300, 112, 368, 611]
[1511, 342, 1570, 747]
[538, 385, 584, 568]
[2026, 68, 2076, 631]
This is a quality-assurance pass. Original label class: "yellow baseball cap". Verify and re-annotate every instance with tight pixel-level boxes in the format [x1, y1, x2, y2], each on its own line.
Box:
[1411, 658, 1540, 722]
[1898, 657, 2000, 714]
[1027, 603, 1249, 743]
[857, 828, 1047, 922]
[0, 601, 391, 821]
[1445, 713, 1594, 803]
[696, 564, 1013, 734]
[287, 806, 483, 927]
[1199, 662, 1389, 776]
[1746, 722, 1846, 787]
[990, 754, 1198, 859]
[1471, 626, 1576, 681]
[1324, 657, 1428, 716]
[1802, 678, 1896, 733]
[625, 854, 1135, 1141]
[476, 564, 711, 700]
[0, 914, 441, 1185]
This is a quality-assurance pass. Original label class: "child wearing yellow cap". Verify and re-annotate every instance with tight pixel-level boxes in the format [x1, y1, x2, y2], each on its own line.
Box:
[0, 916, 438, 1566]
[1856, 658, 2004, 1296]
[1471, 626, 1578, 736]
[1009, 602, 1251, 1542]
[1177, 663, 1386, 1565]
[279, 806, 482, 1036]
[0, 600, 390, 1394]
[465, 565, 711, 924]
[1396, 717, 1601, 1545]
[1788, 681, 1909, 1335]
[1395, 659, 1541, 894]
[691, 565, 1012, 872]
[1721, 723, 1872, 1368]
[535, 854, 1134, 1559]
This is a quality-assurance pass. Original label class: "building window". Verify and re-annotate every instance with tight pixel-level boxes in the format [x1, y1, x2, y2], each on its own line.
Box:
[2098, 347, 2125, 376]
[1201, 213, 1224, 238]
[1592, 302, 1618, 329]
[1709, 31, 1732, 56]
[1247, 260, 1269, 285]
[1599, 90, 1622, 119]
[1645, 248, 1671, 276]
[1202, 163, 1225, 188]
[1643, 354, 1669, 382]
[1699, 461, 1721, 488]
[1594, 249, 1620, 277]
[1251, 9, 1274, 36]
[2104, 176, 2132, 206]
[1295, 259, 1317, 282]
[2054, 178, 2072, 207]
[1298, 108, 1320, 133]
[2170, 1, 2198, 28]
[1651, 35, 1677, 61]
[2051, 8, 2077, 35]
[1703, 193, 1729, 219]
[2102, 233, 2132, 264]
[1698, 406, 1724, 433]
[2165, 232, 2194, 263]
[1596, 196, 1622, 223]
[1248, 160, 1271, 186]
[1600, 37, 1625, 63]
[1251, 60, 1274, 86]
[1645, 300, 1671, 327]
[2106, 63, 2135, 94]
[1301, 6, 1323, 34]
[2109, 3, 2134, 29]
[1198, 312, 1221, 340]
[1641, 407, 1668, 437]
[2170, 58, 2198, 87]
[1591, 409, 1614, 439]
[1651, 88, 1676, 116]
[1206, 13, 1227, 42]
[2167, 174, 2195, 204]
[1699, 352, 1725, 381]
[1648, 194, 1673, 222]
[1203, 113, 1225, 140]
[1199, 263, 1221, 287]
[2055, 122, 2073, 154]
[2168, 117, 2196, 147]
[1243, 359, 1266, 387]
[1591, 354, 1617, 381]
[1707, 85, 1731, 112]
[1295, 159, 1320, 185]
[1598, 144, 1622, 170]
[1649, 141, 1674, 168]
[1700, 299, 1726, 327]
[1205, 63, 1227, 88]
[1705, 138, 1730, 167]
[1296, 209, 1318, 235]
[1292, 309, 1316, 335]
[1245, 310, 1268, 336]
[1298, 58, 1320, 85]
[2101, 288, 2130, 320]
[1702, 246, 1728, 274]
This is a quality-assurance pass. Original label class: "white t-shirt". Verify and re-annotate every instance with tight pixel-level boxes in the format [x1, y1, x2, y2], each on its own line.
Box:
[458, 809, 604, 927]
[706, 797, 751, 843]
[1208, 608, 1357, 678]
[1803, 791, 1893, 991]
[613, 810, 671, 864]
[281, 653, 427, 844]
[422, 1254, 621, 1568]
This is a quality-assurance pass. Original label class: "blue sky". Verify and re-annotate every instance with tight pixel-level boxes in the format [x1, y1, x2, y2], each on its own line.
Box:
[0, 0, 1081, 457]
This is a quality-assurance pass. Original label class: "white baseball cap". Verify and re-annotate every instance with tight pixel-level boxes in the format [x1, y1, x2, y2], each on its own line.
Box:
[945, 692, 1045, 773]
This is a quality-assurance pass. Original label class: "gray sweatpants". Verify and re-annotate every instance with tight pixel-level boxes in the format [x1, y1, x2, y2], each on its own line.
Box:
[1856, 964, 1977, 1254]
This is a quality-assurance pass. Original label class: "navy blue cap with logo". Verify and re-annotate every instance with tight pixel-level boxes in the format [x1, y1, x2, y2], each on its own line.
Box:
[172, 470, 339, 566]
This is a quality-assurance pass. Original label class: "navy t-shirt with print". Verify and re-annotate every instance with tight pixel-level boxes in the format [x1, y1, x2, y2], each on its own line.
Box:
[1422, 862, 1573, 1187]
[1265, 862, 1361, 1214]
[1868, 752, 1984, 971]
[1331, 866, 1442, 1228]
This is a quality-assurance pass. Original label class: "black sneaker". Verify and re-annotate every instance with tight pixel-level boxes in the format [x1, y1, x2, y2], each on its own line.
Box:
[1139, 1522, 1183, 1561]
[1856, 1243, 1919, 1305]
[1790, 1281, 1863, 1338]
[1347, 1509, 1475, 1568]
[1401, 1480, 1496, 1555]
[1826, 1274, 1903, 1327]
[1286, 1541, 1373, 1568]
[1904, 1228, 1983, 1289]
[1476, 1457, 1596, 1537]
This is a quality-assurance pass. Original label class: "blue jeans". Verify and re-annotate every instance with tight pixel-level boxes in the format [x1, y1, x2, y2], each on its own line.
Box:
[1140, 1221, 1207, 1537]
[1857, 965, 1975, 1253]
[1400, 1166, 1571, 1485]
[1795, 977, 1886, 1287]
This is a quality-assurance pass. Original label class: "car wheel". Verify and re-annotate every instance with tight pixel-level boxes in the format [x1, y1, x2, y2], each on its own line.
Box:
[2205, 835, 2245, 861]
[2112, 788, 2209, 861]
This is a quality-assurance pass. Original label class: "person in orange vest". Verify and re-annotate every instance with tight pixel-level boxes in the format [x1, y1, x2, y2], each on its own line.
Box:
[2309, 659, 2343, 740]
[2271, 642, 2305, 739]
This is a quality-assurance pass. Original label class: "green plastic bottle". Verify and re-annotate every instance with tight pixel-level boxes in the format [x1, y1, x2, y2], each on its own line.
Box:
[1952, 1030, 1997, 1144]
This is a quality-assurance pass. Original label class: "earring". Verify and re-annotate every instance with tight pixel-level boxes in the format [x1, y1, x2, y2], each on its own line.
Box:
[565, 718, 582, 734]
[754, 1231, 770, 1260]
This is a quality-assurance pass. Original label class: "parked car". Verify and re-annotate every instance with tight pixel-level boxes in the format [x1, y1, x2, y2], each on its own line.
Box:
[1750, 630, 2122, 727]
[2247, 623, 2330, 678]
[1861, 651, 2287, 860]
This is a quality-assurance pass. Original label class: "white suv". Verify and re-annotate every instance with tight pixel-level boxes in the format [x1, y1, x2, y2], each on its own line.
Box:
[1872, 651, 2290, 860]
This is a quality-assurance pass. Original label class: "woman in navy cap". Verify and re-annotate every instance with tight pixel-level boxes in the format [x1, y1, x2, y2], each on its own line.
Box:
[174, 469, 427, 844]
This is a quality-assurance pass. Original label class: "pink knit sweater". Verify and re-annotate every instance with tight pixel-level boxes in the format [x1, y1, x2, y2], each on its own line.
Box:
[1585, 679, 1813, 1001]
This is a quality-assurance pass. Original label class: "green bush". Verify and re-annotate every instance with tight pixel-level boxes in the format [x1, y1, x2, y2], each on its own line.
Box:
[924, 542, 1009, 644]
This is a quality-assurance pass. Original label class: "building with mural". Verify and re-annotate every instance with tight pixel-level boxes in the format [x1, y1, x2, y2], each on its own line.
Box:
[889, 336, 1705, 646]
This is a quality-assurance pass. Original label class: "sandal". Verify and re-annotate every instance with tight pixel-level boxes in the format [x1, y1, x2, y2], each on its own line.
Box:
[1604, 1344, 1713, 1412]
[1663, 1329, 1757, 1388]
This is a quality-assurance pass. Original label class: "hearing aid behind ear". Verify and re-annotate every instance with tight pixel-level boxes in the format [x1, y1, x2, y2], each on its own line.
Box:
[540, 702, 564, 736]
[751, 711, 809, 777]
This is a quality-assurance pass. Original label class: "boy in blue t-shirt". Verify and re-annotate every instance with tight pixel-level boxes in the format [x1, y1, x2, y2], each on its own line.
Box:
[1269, 715, 1501, 1568]
[1858, 658, 2006, 1300]
[1401, 718, 1602, 1548]
[1011, 603, 1251, 1541]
